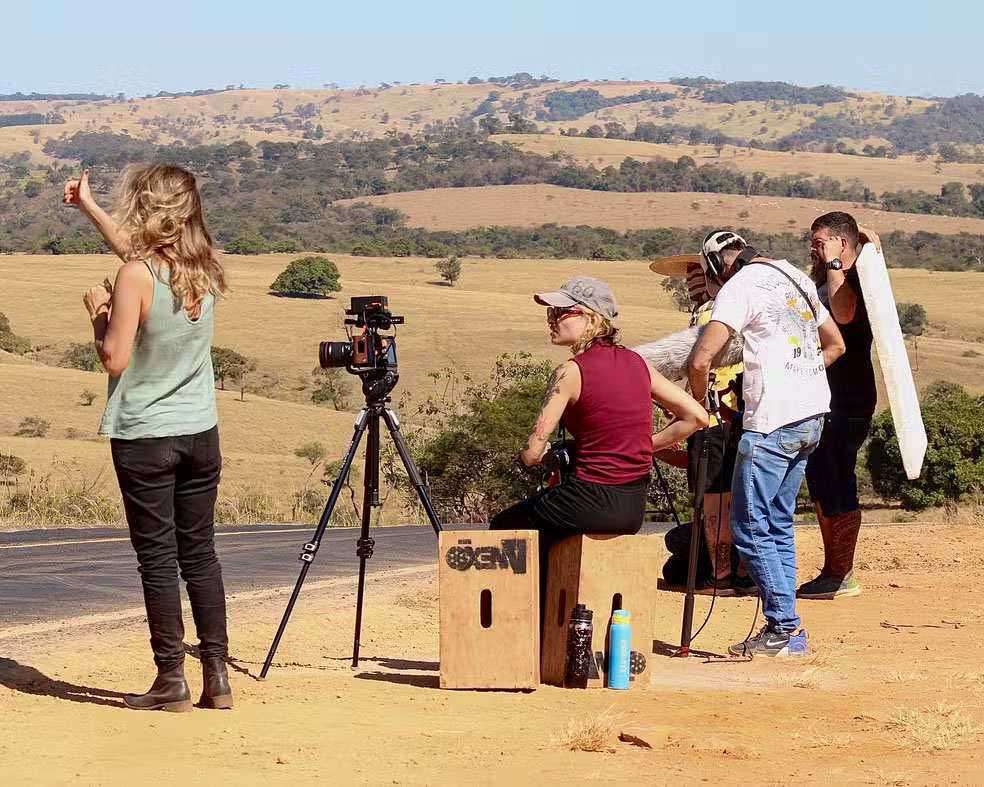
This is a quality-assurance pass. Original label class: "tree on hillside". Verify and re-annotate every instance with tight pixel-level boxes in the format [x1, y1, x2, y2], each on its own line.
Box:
[79, 388, 97, 406]
[897, 302, 927, 337]
[224, 232, 268, 255]
[866, 381, 984, 510]
[478, 115, 503, 135]
[211, 347, 255, 393]
[898, 301, 927, 370]
[311, 367, 352, 411]
[434, 255, 462, 286]
[270, 256, 341, 297]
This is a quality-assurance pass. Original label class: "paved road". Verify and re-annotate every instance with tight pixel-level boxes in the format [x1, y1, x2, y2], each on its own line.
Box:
[0, 524, 446, 627]
[0, 522, 674, 626]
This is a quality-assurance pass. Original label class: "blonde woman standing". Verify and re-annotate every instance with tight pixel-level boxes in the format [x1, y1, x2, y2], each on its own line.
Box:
[64, 165, 232, 712]
[490, 276, 708, 591]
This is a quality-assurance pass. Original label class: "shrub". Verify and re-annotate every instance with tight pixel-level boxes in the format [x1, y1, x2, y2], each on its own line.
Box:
[15, 416, 50, 438]
[311, 367, 351, 410]
[0, 332, 31, 355]
[60, 342, 101, 372]
[0, 310, 30, 355]
[0, 453, 26, 482]
[79, 388, 98, 406]
[866, 381, 984, 509]
[270, 256, 341, 297]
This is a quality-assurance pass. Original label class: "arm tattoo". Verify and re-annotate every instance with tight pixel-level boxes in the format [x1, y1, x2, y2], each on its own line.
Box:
[539, 366, 568, 411]
[524, 366, 569, 452]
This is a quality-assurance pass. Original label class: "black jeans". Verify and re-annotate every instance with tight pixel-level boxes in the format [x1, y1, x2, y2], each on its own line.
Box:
[111, 426, 228, 670]
[805, 413, 873, 517]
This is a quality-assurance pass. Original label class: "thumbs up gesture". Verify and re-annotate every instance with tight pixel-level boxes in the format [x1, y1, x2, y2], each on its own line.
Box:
[63, 168, 93, 208]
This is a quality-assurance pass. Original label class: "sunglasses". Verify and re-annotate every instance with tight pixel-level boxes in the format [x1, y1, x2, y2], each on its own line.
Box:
[546, 306, 583, 324]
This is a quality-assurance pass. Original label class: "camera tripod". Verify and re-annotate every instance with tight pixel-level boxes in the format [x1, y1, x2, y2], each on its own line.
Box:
[261, 373, 443, 678]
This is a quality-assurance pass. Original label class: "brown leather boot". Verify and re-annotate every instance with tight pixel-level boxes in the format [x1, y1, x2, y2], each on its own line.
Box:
[199, 656, 233, 709]
[124, 664, 193, 712]
[826, 509, 863, 578]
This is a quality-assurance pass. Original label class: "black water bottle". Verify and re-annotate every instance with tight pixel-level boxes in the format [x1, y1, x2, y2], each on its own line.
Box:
[564, 603, 594, 689]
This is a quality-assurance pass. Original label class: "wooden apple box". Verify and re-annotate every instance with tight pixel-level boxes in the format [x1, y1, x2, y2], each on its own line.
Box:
[439, 529, 540, 690]
[541, 533, 661, 688]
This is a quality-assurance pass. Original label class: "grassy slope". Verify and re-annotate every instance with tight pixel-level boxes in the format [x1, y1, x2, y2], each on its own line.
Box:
[338, 184, 984, 235]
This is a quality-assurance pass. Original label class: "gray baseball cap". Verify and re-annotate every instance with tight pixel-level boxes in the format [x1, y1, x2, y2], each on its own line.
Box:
[534, 276, 618, 320]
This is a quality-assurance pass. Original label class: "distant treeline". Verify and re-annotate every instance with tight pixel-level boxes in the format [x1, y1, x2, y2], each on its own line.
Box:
[0, 112, 66, 128]
[0, 92, 109, 102]
[699, 81, 854, 105]
[537, 88, 675, 121]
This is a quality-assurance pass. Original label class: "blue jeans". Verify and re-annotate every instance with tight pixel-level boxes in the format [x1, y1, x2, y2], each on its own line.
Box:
[731, 415, 824, 632]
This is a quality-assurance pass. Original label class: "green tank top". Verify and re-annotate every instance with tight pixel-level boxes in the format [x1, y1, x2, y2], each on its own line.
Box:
[99, 260, 218, 440]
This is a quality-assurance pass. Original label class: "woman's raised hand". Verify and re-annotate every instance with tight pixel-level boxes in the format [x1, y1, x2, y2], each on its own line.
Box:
[63, 168, 92, 207]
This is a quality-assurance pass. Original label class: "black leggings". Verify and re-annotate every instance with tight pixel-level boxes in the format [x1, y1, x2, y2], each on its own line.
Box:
[490, 475, 648, 601]
[111, 426, 228, 670]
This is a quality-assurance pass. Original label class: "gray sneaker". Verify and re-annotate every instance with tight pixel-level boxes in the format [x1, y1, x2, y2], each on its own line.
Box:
[728, 624, 809, 657]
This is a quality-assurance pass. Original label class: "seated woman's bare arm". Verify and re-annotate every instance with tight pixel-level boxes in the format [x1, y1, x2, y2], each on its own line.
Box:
[649, 364, 710, 453]
[520, 361, 579, 466]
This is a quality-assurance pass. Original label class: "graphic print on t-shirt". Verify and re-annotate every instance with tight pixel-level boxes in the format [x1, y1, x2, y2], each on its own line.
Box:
[758, 282, 825, 380]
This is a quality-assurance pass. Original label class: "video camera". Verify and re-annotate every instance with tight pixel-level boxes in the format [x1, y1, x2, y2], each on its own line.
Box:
[319, 295, 403, 374]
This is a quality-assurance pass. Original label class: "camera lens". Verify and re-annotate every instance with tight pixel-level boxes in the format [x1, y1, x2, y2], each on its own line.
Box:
[319, 341, 353, 369]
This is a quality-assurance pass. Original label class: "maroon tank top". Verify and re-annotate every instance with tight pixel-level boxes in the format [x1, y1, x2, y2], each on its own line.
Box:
[564, 343, 653, 484]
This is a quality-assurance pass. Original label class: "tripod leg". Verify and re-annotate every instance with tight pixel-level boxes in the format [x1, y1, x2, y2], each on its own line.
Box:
[381, 407, 443, 534]
[261, 409, 370, 678]
[352, 411, 380, 668]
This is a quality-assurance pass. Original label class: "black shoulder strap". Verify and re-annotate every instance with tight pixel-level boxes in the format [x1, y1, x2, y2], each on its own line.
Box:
[748, 260, 818, 322]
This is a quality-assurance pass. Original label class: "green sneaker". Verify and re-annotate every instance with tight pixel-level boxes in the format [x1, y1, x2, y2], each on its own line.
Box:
[796, 572, 861, 600]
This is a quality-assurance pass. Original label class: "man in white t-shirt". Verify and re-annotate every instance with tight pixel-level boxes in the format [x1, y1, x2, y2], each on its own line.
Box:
[687, 230, 845, 657]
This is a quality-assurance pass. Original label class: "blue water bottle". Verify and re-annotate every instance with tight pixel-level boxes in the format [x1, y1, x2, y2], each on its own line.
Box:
[608, 609, 631, 689]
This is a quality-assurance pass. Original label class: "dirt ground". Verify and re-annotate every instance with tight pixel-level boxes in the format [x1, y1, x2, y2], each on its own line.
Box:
[1, 522, 982, 786]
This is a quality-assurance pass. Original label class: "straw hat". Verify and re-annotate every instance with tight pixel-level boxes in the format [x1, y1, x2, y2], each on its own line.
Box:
[648, 253, 701, 277]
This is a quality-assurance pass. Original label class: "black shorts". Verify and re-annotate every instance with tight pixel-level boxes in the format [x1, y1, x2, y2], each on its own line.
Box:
[805, 413, 872, 517]
[687, 421, 740, 495]
[490, 474, 648, 537]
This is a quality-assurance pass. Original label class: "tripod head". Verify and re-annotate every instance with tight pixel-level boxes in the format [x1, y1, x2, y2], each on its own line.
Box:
[359, 367, 400, 406]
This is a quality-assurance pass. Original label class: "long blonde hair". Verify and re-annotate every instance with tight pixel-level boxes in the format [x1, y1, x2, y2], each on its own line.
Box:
[570, 305, 620, 356]
[115, 163, 227, 307]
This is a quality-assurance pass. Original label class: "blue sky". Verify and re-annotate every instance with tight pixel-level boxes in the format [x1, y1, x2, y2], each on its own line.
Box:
[3, 0, 979, 97]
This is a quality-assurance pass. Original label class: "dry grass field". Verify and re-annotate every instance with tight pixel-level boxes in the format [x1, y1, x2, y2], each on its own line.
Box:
[494, 134, 984, 194]
[340, 184, 984, 235]
[1, 253, 981, 528]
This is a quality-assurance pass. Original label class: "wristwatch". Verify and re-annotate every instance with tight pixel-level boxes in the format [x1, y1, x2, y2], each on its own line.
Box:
[825, 258, 843, 271]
